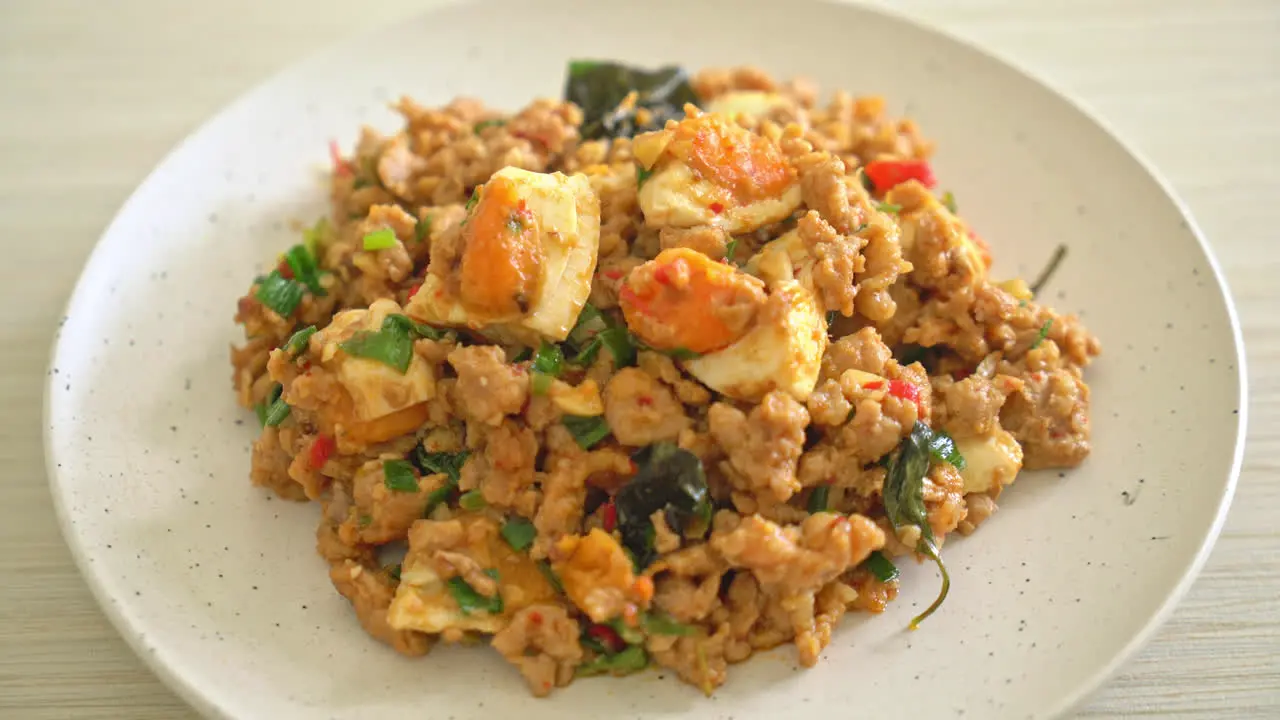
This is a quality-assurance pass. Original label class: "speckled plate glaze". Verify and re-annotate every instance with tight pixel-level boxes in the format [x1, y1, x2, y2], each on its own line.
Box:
[45, 1, 1246, 718]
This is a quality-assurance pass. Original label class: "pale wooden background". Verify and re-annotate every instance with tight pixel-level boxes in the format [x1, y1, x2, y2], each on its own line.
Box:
[1, 0, 1277, 717]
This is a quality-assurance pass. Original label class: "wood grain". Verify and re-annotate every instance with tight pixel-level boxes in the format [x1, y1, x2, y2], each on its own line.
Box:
[1, 0, 1276, 717]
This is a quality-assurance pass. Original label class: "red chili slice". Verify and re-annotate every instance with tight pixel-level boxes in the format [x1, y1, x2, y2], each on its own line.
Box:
[309, 434, 335, 469]
[587, 623, 625, 654]
[887, 379, 921, 404]
[406, 282, 423, 301]
[601, 500, 618, 532]
[863, 159, 936, 192]
[329, 139, 354, 177]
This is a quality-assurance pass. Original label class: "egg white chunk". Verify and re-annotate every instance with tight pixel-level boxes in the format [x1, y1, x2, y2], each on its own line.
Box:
[406, 167, 600, 342]
[684, 280, 826, 402]
[953, 428, 1024, 494]
[639, 159, 802, 235]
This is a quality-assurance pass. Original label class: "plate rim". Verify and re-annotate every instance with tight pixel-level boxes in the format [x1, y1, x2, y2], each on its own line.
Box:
[41, 2, 1248, 718]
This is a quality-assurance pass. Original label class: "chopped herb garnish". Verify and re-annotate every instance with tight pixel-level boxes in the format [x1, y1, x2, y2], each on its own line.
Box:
[361, 228, 398, 251]
[577, 644, 649, 677]
[883, 422, 954, 629]
[352, 176, 374, 190]
[853, 222, 869, 233]
[254, 271, 305, 317]
[255, 383, 291, 427]
[864, 551, 900, 583]
[465, 187, 480, 213]
[924, 428, 966, 470]
[1030, 318, 1054, 350]
[358, 514, 372, 527]
[875, 201, 902, 214]
[500, 518, 537, 552]
[283, 325, 317, 356]
[563, 415, 611, 450]
[615, 442, 711, 570]
[941, 190, 958, 214]
[283, 244, 325, 295]
[506, 214, 525, 233]
[599, 327, 637, 367]
[532, 341, 564, 377]
[412, 448, 470, 483]
[385, 563, 402, 582]
[643, 611, 695, 636]
[383, 459, 420, 493]
[723, 237, 739, 263]
[1029, 244, 1068, 297]
[858, 168, 875, 192]
[458, 489, 487, 511]
[447, 576, 504, 615]
[537, 560, 564, 593]
[825, 310, 837, 327]
[807, 485, 830, 513]
[302, 216, 330, 257]
[564, 60, 699, 140]
[531, 371, 555, 396]
[663, 347, 700, 361]
[413, 215, 432, 243]
[340, 314, 441, 373]
[474, 118, 507, 132]
[636, 164, 654, 188]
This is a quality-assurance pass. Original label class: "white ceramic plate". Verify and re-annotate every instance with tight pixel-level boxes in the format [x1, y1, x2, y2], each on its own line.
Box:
[45, 1, 1246, 718]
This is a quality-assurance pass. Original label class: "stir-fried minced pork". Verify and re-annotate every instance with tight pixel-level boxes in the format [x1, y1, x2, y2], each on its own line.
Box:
[228, 62, 1099, 696]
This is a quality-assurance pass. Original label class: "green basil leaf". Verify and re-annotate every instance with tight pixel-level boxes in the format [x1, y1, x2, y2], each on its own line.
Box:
[882, 422, 953, 628]
[283, 325, 317, 356]
[383, 459, 420, 493]
[458, 489, 487, 511]
[636, 164, 654, 188]
[255, 271, 305, 317]
[1029, 244, 1068, 298]
[283, 244, 325, 295]
[923, 427, 966, 470]
[564, 60, 699, 140]
[875, 201, 902, 214]
[562, 415, 611, 450]
[500, 518, 537, 552]
[412, 448, 470, 483]
[615, 442, 709, 570]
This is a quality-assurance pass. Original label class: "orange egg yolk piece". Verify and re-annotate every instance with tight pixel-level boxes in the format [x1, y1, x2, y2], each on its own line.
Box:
[457, 175, 542, 319]
[669, 113, 795, 204]
[619, 247, 767, 354]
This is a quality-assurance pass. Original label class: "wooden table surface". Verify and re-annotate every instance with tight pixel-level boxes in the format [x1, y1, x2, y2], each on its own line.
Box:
[2, 0, 1277, 717]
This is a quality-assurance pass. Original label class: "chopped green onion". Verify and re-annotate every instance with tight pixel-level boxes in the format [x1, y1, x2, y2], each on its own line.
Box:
[537, 560, 564, 593]
[599, 327, 637, 368]
[636, 164, 654, 188]
[358, 514, 372, 527]
[447, 576, 504, 615]
[361, 228, 398, 251]
[607, 618, 646, 645]
[500, 518, 537, 552]
[302, 217, 330, 258]
[563, 415, 611, 450]
[807, 485, 830, 513]
[474, 118, 507, 132]
[385, 563, 402, 582]
[532, 341, 564, 377]
[383, 459, 420, 493]
[853, 222, 869, 234]
[458, 489, 487, 511]
[413, 215, 432, 243]
[423, 483, 454, 515]
[875, 201, 902, 214]
[941, 191, 958, 214]
[283, 325, 317, 356]
[254, 271, 305, 317]
[723, 237, 739, 264]
[1030, 318, 1054, 350]
[257, 383, 291, 427]
[465, 187, 480, 213]
[864, 551, 900, 583]
[531, 371, 555, 395]
[643, 612, 695, 636]
[283, 244, 326, 295]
